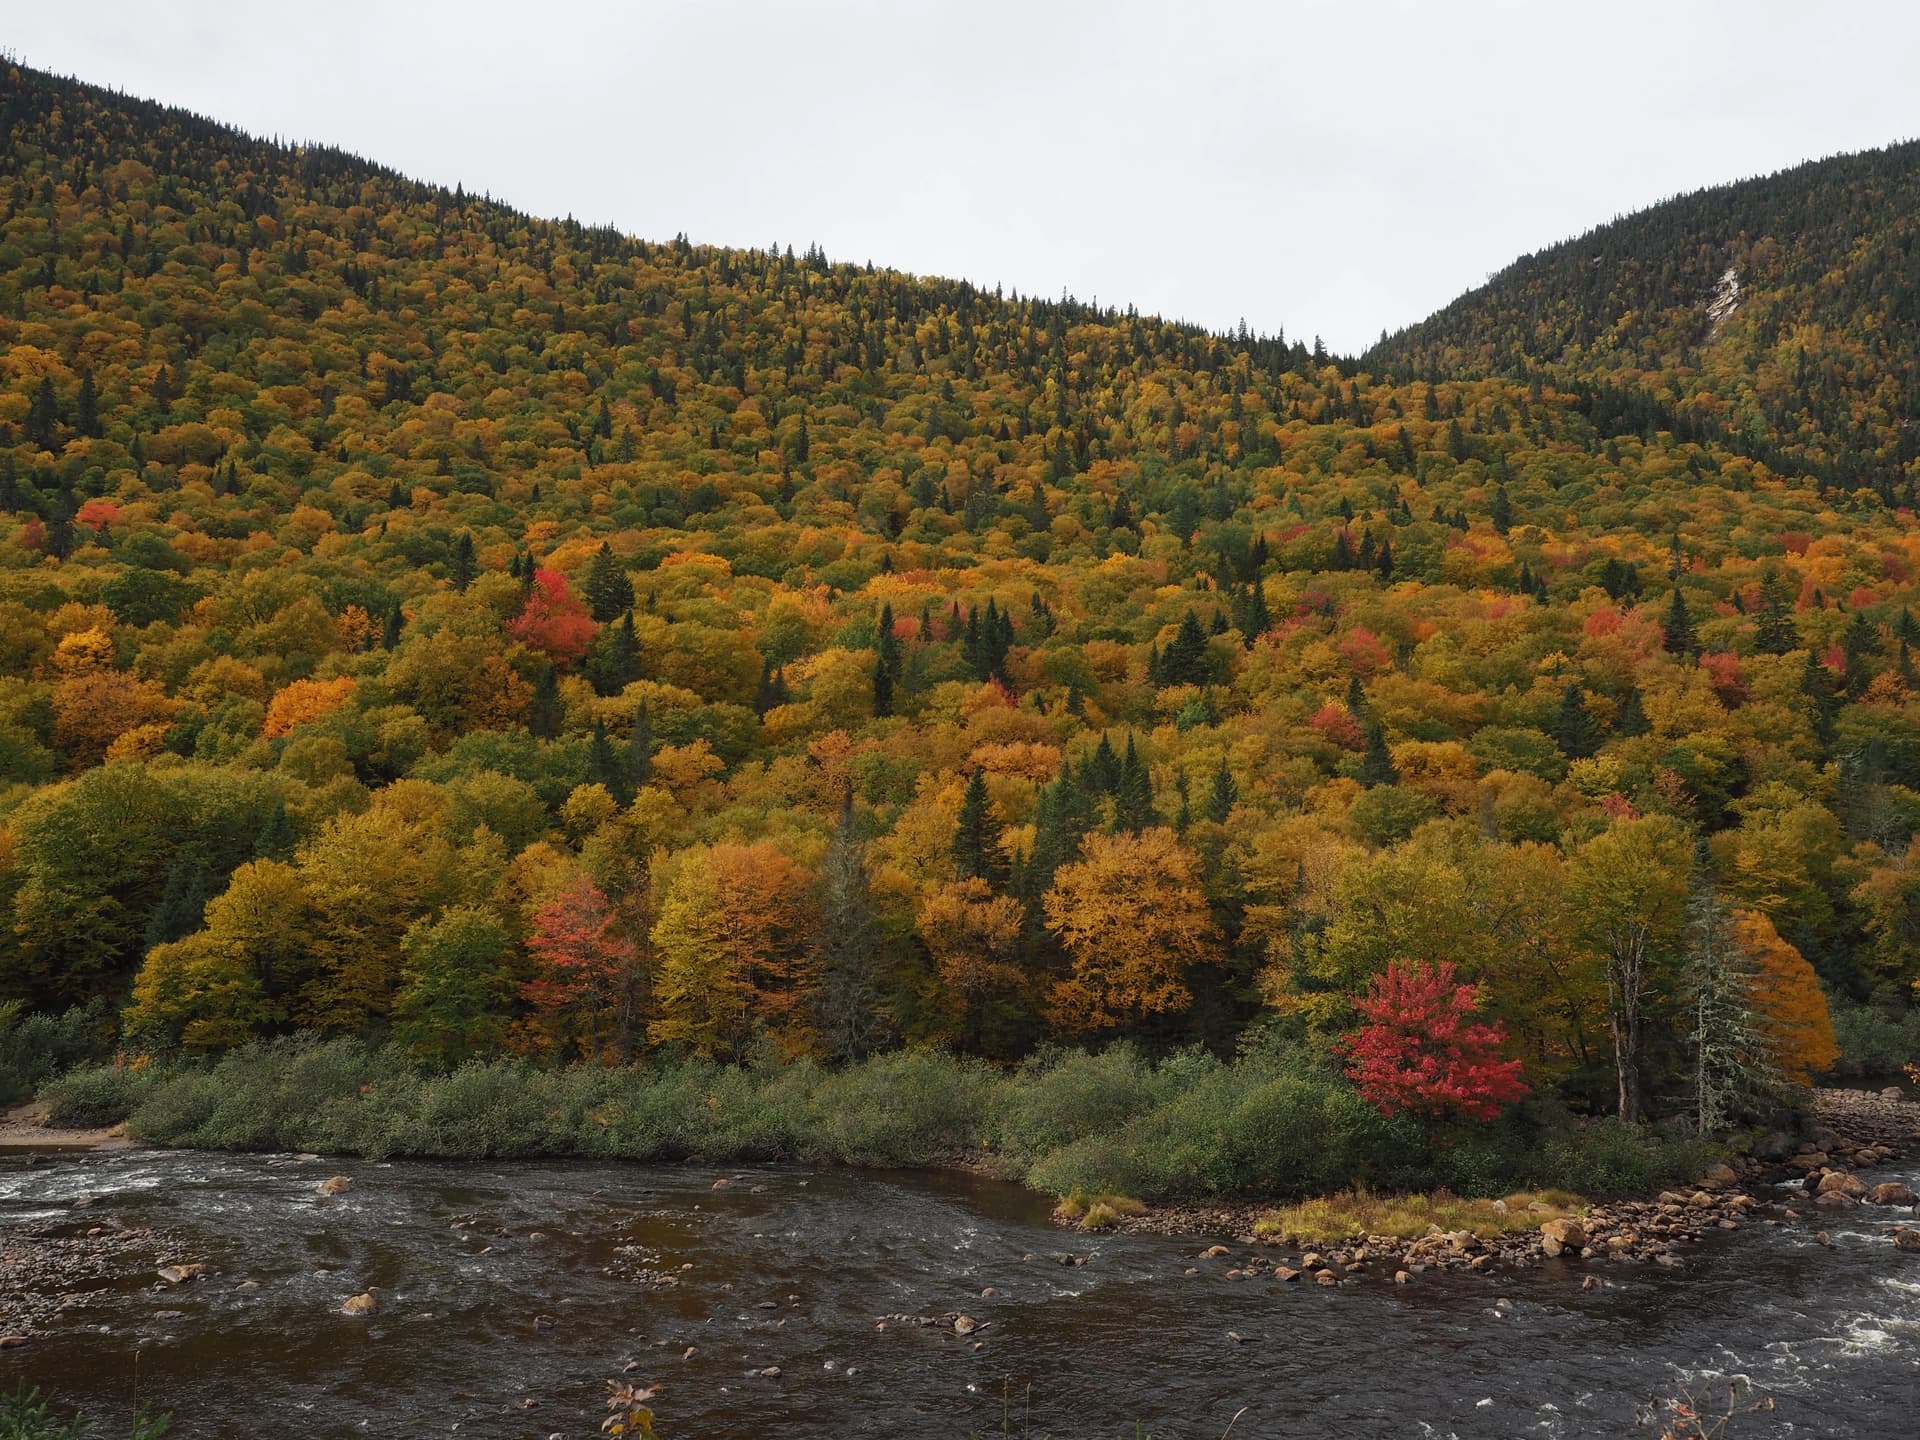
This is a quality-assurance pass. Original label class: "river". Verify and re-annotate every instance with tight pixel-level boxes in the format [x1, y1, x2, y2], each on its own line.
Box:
[2, 1146, 1917, 1438]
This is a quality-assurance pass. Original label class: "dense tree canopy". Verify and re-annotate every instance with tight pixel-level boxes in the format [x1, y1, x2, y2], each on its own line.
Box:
[0, 62, 1910, 1119]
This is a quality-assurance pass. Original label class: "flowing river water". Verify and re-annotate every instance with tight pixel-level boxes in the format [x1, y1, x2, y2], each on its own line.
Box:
[3, 1145, 1918, 1438]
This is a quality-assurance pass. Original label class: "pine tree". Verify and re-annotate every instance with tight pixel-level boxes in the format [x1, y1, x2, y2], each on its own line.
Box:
[1114, 733, 1157, 833]
[586, 610, 642, 697]
[1087, 732, 1121, 795]
[1615, 685, 1650, 738]
[381, 605, 404, 650]
[1204, 755, 1238, 824]
[813, 797, 884, 1061]
[1753, 566, 1797, 654]
[1662, 587, 1696, 654]
[1360, 722, 1399, 787]
[1684, 887, 1776, 1135]
[952, 769, 1005, 887]
[529, 663, 563, 740]
[1550, 682, 1600, 759]
[584, 542, 634, 622]
[1490, 483, 1512, 535]
[587, 720, 630, 806]
[628, 703, 653, 789]
[449, 532, 477, 591]
[871, 657, 895, 717]
[1800, 651, 1837, 747]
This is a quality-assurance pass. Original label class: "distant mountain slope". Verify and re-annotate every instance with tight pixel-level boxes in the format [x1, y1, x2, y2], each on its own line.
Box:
[1369, 142, 1920, 491]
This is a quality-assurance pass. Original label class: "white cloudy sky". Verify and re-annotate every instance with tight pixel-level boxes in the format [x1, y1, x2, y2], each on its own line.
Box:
[11, 1, 1918, 352]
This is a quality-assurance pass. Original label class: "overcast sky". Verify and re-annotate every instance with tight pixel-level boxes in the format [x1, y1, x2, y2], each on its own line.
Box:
[11, 2, 1918, 353]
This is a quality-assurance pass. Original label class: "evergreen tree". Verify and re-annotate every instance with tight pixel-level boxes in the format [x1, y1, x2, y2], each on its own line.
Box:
[1615, 685, 1650, 738]
[381, 604, 404, 650]
[1490, 483, 1512, 534]
[1550, 682, 1600, 759]
[1662, 587, 1696, 654]
[1800, 651, 1838, 747]
[813, 796, 885, 1061]
[755, 659, 790, 715]
[449, 532, 477, 591]
[1753, 566, 1797, 654]
[1360, 722, 1399, 787]
[1204, 755, 1238, 824]
[952, 769, 1005, 887]
[1684, 886, 1775, 1135]
[584, 542, 634, 621]
[585, 610, 642, 697]
[628, 703, 653, 789]
[1087, 732, 1121, 795]
[1114, 733, 1157, 833]
[529, 663, 563, 740]
[587, 719, 630, 805]
[871, 656, 895, 717]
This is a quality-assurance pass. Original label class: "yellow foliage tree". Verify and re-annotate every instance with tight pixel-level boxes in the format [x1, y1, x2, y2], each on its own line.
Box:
[1042, 828, 1217, 1033]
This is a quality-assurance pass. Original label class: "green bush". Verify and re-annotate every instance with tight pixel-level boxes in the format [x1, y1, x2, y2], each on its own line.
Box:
[0, 1005, 112, 1106]
[1830, 996, 1920, 1078]
[40, 1063, 159, 1128]
[811, 1049, 988, 1166]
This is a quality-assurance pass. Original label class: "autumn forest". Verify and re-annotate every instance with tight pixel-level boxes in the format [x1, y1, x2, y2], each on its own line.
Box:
[4, 62, 1920, 1193]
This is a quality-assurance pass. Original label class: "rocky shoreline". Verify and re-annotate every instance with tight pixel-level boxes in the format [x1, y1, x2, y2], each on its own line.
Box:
[1078, 1088, 1920, 1284]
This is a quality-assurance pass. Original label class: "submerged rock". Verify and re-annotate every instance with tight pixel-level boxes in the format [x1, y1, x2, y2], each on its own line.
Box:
[340, 1292, 378, 1317]
[1867, 1182, 1916, 1206]
[318, 1176, 353, 1196]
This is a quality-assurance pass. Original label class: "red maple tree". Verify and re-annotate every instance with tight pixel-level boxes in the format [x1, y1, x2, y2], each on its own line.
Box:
[508, 567, 597, 664]
[522, 880, 635, 1057]
[1339, 959, 1529, 1122]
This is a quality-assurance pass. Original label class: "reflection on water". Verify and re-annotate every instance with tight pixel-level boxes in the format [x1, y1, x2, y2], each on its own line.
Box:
[3, 1148, 1918, 1438]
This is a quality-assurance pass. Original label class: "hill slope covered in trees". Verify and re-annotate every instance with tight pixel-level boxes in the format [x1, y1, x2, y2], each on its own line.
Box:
[2, 62, 1916, 1147]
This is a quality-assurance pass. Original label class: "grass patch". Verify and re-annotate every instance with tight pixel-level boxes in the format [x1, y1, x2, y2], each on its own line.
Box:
[1052, 1187, 1147, 1230]
[1253, 1186, 1587, 1244]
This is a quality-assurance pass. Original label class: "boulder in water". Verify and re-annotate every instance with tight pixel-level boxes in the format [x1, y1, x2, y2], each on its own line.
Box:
[341, 1292, 378, 1317]
[1868, 1182, 1916, 1206]
[1892, 1228, 1920, 1253]
[156, 1263, 205, 1285]
[1816, 1171, 1865, 1198]
[318, 1176, 353, 1196]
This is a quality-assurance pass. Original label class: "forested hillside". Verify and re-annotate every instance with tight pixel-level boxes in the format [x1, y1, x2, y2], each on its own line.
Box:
[3, 61, 1916, 1131]
[1371, 141, 1920, 494]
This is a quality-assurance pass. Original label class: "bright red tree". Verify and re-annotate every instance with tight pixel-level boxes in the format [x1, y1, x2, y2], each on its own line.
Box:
[523, 880, 635, 1058]
[508, 568, 597, 664]
[1339, 959, 1530, 1122]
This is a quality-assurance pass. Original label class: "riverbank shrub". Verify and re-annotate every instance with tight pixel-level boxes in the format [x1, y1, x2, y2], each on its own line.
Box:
[36, 1036, 1711, 1202]
[0, 1005, 111, 1106]
[1829, 995, 1920, 1079]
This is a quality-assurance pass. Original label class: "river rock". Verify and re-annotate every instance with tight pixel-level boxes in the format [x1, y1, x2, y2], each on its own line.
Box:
[0, 1335, 28, 1349]
[1893, 1228, 1920, 1253]
[952, 1315, 977, 1335]
[1868, 1182, 1917, 1206]
[1393, 1270, 1411, 1284]
[1816, 1171, 1866, 1198]
[1882, 1086, 1904, 1101]
[156, 1263, 205, 1285]
[1273, 1266, 1300, 1282]
[1539, 1219, 1585, 1257]
[1700, 1163, 1738, 1187]
[1687, 1191, 1716, 1209]
[318, 1176, 353, 1196]
[341, 1292, 378, 1316]
[1314, 1269, 1339, 1286]
[1199, 1244, 1230, 1259]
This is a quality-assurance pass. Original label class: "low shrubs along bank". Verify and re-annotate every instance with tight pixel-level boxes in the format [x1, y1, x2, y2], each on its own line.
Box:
[39, 1036, 1710, 1203]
